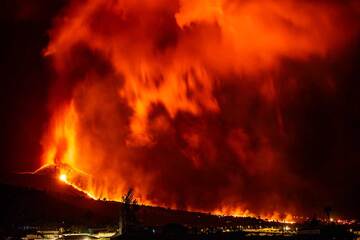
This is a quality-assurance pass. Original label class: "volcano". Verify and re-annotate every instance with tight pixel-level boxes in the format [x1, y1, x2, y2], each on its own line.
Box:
[0, 164, 92, 199]
[2, 0, 360, 221]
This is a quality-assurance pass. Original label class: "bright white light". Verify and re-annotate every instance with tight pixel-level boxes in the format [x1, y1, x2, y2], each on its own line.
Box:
[59, 174, 67, 182]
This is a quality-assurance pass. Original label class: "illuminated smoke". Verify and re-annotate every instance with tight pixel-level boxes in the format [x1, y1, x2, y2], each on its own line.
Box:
[41, 0, 360, 219]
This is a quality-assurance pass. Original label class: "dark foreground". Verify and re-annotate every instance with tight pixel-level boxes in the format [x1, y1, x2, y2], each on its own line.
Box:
[0, 180, 359, 240]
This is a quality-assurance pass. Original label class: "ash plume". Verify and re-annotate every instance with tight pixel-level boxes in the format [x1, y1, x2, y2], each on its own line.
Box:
[3, 0, 360, 220]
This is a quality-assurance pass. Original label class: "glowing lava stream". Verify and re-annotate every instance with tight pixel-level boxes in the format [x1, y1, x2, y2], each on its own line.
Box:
[50, 163, 296, 223]
[58, 171, 98, 200]
[36, 159, 296, 223]
[55, 167, 295, 223]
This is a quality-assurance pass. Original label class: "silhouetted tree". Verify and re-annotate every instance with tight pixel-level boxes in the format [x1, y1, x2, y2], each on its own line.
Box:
[119, 188, 139, 235]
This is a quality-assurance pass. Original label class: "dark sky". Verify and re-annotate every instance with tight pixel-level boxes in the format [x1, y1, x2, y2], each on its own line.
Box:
[1, 0, 360, 219]
[0, 0, 68, 173]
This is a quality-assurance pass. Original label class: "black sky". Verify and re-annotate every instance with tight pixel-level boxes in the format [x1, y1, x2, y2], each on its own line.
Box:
[0, 0, 68, 173]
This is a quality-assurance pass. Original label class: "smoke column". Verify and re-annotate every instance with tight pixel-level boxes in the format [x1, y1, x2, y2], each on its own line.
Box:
[40, 0, 360, 220]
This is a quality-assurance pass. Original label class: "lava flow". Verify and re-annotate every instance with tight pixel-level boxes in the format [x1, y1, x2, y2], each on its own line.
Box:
[38, 0, 360, 221]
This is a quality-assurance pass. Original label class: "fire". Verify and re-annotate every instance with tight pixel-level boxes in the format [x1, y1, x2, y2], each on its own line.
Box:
[42, 101, 78, 167]
[59, 173, 67, 182]
[211, 205, 296, 223]
[40, 0, 360, 220]
[41, 100, 296, 221]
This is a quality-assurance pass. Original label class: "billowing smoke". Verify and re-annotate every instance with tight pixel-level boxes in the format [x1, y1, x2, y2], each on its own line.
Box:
[40, 0, 360, 219]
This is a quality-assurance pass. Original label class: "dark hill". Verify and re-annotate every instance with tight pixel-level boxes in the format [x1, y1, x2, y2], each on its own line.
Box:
[0, 172, 277, 229]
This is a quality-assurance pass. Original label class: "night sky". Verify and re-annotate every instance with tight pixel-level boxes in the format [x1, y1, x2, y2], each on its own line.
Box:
[1, 0, 360, 219]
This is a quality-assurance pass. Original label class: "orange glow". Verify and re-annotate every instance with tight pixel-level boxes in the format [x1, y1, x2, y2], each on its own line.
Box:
[212, 206, 296, 223]
[42, 101, 78, 167]
[59, 173, 67, 182]
[45, 0, 357, 146]
[40, 0, 360, 221]
[40, 102, 294, 220]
